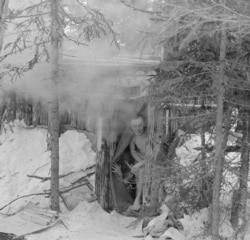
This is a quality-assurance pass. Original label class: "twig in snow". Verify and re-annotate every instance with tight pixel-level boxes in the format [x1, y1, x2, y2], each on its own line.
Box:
[0, 192, 49, 211]
[27, 165, 96, 182]
[27, 172, 75, 182]
[1, 170, 96, 213]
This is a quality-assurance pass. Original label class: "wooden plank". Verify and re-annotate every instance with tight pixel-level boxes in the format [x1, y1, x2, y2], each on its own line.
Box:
[0, 204, 59, 237]
[19, 211, 51, 226]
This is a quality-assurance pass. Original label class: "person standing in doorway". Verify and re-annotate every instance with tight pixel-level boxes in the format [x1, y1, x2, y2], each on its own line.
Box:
[127, 115, 147, 211]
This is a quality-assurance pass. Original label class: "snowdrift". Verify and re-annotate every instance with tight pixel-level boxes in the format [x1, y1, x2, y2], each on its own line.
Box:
[0, 121, 96, 214]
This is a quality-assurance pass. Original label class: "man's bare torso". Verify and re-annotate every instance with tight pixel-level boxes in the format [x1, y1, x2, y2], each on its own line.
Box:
[131, 134, 146, 159]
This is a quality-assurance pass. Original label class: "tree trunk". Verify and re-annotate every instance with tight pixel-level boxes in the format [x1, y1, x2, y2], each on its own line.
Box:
[0, 0, 9, 127]
[211, 26, 227, 240]
[70, 110, 77, 128]
[200, 118, 207, 172]
[49, 95, 60, 211]
[143, 104, 155, 215]
[32, 99, 41, 127]
[50, 0, 61, 212]
[231, 111, 250, 239]
[143, 104, 164, 216]
[40, 102, 49, 126]
[24, 97, 32, 126]
[0, 0, 8, 52]
[150, 106, 164, 213]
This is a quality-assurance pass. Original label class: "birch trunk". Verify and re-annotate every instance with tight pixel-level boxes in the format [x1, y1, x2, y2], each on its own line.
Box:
[50, 0, 61, 212]
[211, 27, 227, 240]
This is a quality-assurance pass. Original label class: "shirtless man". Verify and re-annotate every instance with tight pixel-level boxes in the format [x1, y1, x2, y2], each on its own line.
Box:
[128, 115, 147, 211]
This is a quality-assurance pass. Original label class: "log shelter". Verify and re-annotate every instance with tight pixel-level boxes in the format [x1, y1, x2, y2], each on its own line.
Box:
[80, 57, 181, 217]
[57, 57, 186, 216]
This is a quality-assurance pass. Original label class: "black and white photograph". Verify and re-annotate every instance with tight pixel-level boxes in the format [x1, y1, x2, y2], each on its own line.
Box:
[0, 1, 249, 240]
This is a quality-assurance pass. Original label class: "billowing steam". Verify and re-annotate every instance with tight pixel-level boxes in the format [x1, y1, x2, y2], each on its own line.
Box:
[0, 0, 159, 136]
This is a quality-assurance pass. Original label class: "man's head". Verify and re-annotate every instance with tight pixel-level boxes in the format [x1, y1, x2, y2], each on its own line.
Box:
[131, 115, 145, 136]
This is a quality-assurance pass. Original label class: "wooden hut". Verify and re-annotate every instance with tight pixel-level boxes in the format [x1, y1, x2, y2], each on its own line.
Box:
[71, 57, 189, 217]
[0, 55, 188, 216]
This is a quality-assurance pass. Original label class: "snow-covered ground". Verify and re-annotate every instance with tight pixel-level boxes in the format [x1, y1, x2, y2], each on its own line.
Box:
[0, 121, 96, 214]
[0, 122, 249, 240]
[0, 121, 143, 240]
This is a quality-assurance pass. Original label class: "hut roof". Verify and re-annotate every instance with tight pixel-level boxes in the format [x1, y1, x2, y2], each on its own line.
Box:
[63, 56, 160, 72]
